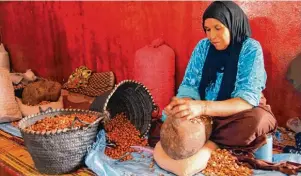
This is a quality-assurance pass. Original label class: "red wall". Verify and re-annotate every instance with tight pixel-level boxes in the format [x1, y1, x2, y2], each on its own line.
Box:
[0, 1, 300, 126]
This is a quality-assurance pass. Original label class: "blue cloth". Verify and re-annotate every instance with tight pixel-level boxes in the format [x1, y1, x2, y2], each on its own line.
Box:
[85, 130, 174, 176]
[162, 37, 266, 121]
[0, 122, 22, 137]
[85, 130, 301, 176]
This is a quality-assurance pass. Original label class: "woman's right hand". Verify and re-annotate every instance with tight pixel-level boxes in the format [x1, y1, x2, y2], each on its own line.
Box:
[164, 97, 206, 120]
[164, 97, 190, 116]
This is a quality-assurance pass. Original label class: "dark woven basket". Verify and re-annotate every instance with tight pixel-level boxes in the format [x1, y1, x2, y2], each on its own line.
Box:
[103, 80, 155, 137]
[18, 109, 106, 175]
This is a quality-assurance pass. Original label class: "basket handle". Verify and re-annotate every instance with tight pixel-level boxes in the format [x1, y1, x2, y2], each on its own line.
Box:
[70, 116, 91, 129]
[39, 107, 53, 114]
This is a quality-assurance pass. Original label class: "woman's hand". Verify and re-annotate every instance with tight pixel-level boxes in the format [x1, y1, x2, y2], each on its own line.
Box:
[164, 97, 254, 119]
[164, 97, 207, 120]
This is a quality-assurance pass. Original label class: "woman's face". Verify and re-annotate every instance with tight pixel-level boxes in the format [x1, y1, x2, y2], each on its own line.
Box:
[204, 18, 230, 50]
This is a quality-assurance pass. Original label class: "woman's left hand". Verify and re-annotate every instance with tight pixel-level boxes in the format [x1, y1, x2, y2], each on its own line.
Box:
[164, 97, 206, 120]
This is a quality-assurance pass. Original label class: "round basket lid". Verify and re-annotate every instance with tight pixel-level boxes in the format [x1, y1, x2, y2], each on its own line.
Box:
[103, 80, 155, 137]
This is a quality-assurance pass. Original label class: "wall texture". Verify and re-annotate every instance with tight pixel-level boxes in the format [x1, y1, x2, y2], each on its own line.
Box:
[0, 1, 300, 126]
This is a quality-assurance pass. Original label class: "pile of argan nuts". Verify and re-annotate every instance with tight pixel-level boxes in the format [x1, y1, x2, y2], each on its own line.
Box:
[202, 149, 253, 176]
[104, 113, 148, 161]
[26, 113, 98, 131]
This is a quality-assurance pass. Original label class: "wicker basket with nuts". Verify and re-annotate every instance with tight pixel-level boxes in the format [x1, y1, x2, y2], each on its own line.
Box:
[18, 109, 105, 175]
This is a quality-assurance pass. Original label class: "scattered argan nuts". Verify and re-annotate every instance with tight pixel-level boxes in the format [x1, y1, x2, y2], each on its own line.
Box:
[104, 113, 148, 161]
[201, 149, 253, 176]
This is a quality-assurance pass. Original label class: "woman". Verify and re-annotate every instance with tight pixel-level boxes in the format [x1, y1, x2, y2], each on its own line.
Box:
[154, 1, 277, 175]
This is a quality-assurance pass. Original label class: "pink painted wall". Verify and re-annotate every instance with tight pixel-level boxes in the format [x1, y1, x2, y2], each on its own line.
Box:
[0, 1, 300, 126]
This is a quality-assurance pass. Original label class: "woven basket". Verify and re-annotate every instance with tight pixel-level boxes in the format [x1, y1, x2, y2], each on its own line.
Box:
[18, 109, 106, 175]
[103, 80, 156, 137]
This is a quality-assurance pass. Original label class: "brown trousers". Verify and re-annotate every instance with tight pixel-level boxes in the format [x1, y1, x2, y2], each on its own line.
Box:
[210, 96, 277, 152]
